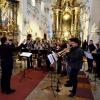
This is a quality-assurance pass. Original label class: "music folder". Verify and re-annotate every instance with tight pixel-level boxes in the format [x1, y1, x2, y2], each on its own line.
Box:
[84, 51, 93, 59]
[20, 52, 32, 57]
[52, 51, 58, 61]
[47, 54, 54, 65]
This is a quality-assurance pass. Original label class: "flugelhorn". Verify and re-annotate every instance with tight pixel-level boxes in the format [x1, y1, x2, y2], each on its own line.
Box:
[57, 48, 70, 57]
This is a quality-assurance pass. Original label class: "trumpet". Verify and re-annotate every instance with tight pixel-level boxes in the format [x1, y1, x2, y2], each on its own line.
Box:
[57, 48, 70, 57]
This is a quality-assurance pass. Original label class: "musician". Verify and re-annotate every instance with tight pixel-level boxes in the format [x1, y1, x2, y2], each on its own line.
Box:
[87, 40, 96, 73]
[0, 32, 2, 44]
[0, 37, 23, 94]
[82, 40, 88, 51]
[95, 43, 100, 79]
[64, 38, 84, 97]
[56, 43, 62, 74]
[22, 34, 33, 69]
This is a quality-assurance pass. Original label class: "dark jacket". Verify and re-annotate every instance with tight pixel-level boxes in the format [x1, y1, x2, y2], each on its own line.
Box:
[0, 43, 22, 69]
[88, 44, 96, 52]
[67, 47, 84, 70]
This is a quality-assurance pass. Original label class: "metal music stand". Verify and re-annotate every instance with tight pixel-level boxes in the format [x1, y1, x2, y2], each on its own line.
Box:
[41, 52, 61, 97]
[42, 68, 57, 97]
[52, 51, 61, 93]
[19, 52, 32, 81]
[41, 54, 56, 96]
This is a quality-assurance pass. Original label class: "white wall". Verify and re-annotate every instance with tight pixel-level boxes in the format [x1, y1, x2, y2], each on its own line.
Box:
[89, 0, 100, 43]
[17, 0, 28, 43]
[17, 0, 53, 43]
[90, 0, 100, 26]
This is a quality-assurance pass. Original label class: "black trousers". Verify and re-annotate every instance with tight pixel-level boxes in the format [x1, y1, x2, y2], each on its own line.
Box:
[87, 58, 93, 73]
[69, 68, 79, 94]
[1, 66, 13, 92]
[57, 57, 62, 74]
[46, 58, 50, 71]
[27, 55, 32, 69]
[96, 54, 100, 78]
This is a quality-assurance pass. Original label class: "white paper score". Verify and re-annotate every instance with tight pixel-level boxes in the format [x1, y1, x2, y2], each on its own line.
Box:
[47, 54, 54, 64]
[20, 52, 32, 57]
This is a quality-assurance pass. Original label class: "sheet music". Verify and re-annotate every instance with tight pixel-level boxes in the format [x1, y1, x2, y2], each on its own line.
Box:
[52, 51, 58, 61]
[20, 52, 32, 57]
[47, 54, 55, 64]
[84, 51, 93, 59]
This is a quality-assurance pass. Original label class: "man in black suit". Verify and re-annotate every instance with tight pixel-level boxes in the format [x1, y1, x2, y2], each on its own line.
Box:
[0, 37, 22, 94]
[64, 38, 84, 97]
[87, 40, 96, 73]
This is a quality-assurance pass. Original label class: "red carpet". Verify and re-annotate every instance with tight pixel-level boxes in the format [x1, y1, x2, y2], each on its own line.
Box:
[76, 71, 94, 100]
[0, 69, 47, 100]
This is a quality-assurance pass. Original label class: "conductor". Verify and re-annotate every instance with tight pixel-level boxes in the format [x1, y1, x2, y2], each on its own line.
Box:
[0, 37, 23, 94]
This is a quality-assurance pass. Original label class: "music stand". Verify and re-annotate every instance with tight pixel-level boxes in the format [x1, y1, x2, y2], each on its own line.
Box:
[42, 52, 61, 97]
[41, 54, 57, 97]
[52, 51, 61, 93]
[19, 52, 32, 81]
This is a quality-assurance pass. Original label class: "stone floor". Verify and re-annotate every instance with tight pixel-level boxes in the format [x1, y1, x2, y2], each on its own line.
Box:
[25, 61, 100, 100]
[25, 71, 100, 100]
[25, 74, 75, 100]
[0, 58, 100, 100]
[89, 73, 100, 100]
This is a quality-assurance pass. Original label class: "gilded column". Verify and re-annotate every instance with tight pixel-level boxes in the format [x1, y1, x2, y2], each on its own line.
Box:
[52, 9, 56, 34]
[56, 9, 59, 34]
[0, 0, 3, 33]
[52, 8, 60, 38]
[71, 9, 75, 35]
[74, 7, 80, 36]
[59, 11, 63, 39]
[55, 9, 60, 38]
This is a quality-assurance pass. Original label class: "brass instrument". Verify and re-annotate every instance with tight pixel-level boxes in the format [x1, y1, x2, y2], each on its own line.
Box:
[57, 48, 70, 57]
